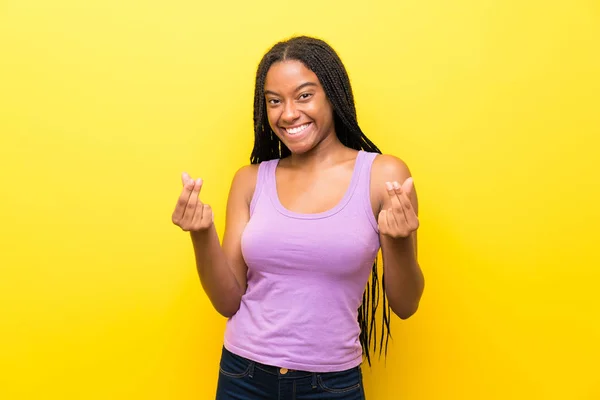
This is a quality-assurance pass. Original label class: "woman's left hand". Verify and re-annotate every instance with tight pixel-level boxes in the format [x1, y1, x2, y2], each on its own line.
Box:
[378, 178, 419, 239]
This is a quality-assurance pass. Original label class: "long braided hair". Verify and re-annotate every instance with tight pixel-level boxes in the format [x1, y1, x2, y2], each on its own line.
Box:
[249, 36, 392, 365]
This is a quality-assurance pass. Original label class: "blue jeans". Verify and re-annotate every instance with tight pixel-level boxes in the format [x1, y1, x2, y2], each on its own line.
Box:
[215, 347, 367, 399]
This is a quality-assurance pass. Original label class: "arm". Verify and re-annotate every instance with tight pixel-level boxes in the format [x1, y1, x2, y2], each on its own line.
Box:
[372, 154, 425, 319]
[172, 166, 257, 318]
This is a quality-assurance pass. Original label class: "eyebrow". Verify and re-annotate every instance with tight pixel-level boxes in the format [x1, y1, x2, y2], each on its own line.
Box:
[264, 81, 318, 96]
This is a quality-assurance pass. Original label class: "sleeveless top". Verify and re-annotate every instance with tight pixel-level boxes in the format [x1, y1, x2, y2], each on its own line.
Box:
[223, 150, 381, 373]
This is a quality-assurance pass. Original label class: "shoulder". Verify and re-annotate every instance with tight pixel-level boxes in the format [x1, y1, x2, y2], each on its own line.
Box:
[369, 153, 415, 210]
[233, 163, 260, 181]
[371, 153, 412, 182]
[230, 163, 261, 205]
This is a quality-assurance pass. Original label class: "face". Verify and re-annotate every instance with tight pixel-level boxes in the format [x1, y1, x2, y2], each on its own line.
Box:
[263, 60, 335, 155]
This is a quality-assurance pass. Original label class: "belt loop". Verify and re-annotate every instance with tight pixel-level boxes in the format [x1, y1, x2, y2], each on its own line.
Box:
[311, 373, 317, 389]
[248, 361, 255, 379]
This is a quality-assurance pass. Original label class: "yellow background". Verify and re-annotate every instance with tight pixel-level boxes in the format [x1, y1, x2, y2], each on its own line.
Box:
[1, 0, 599, 399]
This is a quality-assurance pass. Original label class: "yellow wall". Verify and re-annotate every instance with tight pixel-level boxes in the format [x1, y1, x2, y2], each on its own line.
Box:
[1, 0, 598, 399]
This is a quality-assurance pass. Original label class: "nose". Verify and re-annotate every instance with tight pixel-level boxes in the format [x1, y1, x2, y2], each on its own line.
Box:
[281, 100, 300, 124]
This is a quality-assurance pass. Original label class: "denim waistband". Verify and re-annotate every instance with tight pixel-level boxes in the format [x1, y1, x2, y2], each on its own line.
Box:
[223, 346, 315, 378]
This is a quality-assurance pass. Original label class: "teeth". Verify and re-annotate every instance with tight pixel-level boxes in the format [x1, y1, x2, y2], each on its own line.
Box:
[286, 123, 310, 135]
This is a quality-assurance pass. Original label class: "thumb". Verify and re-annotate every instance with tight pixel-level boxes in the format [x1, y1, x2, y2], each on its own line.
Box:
[378, 209, 387, 224]
[402, 177, 414, 195]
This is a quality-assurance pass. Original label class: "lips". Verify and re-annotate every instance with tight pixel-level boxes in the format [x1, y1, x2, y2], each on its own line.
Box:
[280, 122, 314, 143]
[285, 123, 311, 135]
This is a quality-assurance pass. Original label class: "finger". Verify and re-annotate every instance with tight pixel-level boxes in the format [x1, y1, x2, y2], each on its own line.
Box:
[398, 178, 419, 229]
[401, 177, 414, 197]
[191, 201, 205, 229]
[400, 177, 416, 210]
[399, 189, 418, 227]
[399, 191, 419, 230]
[378, 209, 389, 234]
[386, 206, 400, 233]
[172, 176, 196, 224]
[386, 181, 402, 210]
[392, 181, 409, 225]
[404, 208, 419, 231]
[197, 204, 213, 230]
[181, 172, 193, 187]
[179, 178, 201, 227]
[190, 181, 206, 227]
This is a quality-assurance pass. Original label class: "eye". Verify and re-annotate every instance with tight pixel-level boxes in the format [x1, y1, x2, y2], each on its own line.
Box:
[299, 93, 313, 100]
[267, 98, 280, 105]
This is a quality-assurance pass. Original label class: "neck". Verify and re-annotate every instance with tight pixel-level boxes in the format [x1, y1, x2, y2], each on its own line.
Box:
[286, 132, 354, 170]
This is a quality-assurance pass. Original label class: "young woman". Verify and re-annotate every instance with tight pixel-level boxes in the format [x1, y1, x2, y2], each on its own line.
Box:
[172, 36, 425, 400]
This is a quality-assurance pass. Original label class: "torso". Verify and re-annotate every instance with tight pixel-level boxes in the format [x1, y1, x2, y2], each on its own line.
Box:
[224, 149, 382, 372]
[272, 149, 381, 218]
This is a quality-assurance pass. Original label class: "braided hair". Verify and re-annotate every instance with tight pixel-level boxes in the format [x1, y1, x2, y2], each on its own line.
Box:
[249, 36, 391, 366]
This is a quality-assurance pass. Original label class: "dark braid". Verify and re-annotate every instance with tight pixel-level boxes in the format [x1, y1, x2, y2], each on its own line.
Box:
[249, 36, 391, 366]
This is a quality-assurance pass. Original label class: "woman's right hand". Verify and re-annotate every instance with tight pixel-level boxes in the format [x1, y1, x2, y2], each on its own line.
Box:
[172, 172, 214, 232]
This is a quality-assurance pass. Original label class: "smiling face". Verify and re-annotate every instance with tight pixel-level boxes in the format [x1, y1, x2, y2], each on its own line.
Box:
[263, 60, 336, 155]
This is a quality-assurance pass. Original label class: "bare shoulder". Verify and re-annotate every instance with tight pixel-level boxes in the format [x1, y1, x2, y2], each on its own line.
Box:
[233, 163, 259, 181]
[370, 153, 416, 212]
[229, 163, 260, 205]
[371, 153, 412, 182]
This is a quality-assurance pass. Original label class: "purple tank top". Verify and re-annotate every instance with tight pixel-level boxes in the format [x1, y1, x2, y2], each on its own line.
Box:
[223, 150, 381, 373]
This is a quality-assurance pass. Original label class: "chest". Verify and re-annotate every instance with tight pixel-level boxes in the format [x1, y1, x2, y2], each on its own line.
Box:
[277, 166, 350, 214]
[241, 213, 380, 278]
[275, 167, 380, 218]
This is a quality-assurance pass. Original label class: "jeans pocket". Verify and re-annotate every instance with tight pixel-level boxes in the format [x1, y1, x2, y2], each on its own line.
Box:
[317, 367, 362, 394]
[219, 347, 253, 379]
